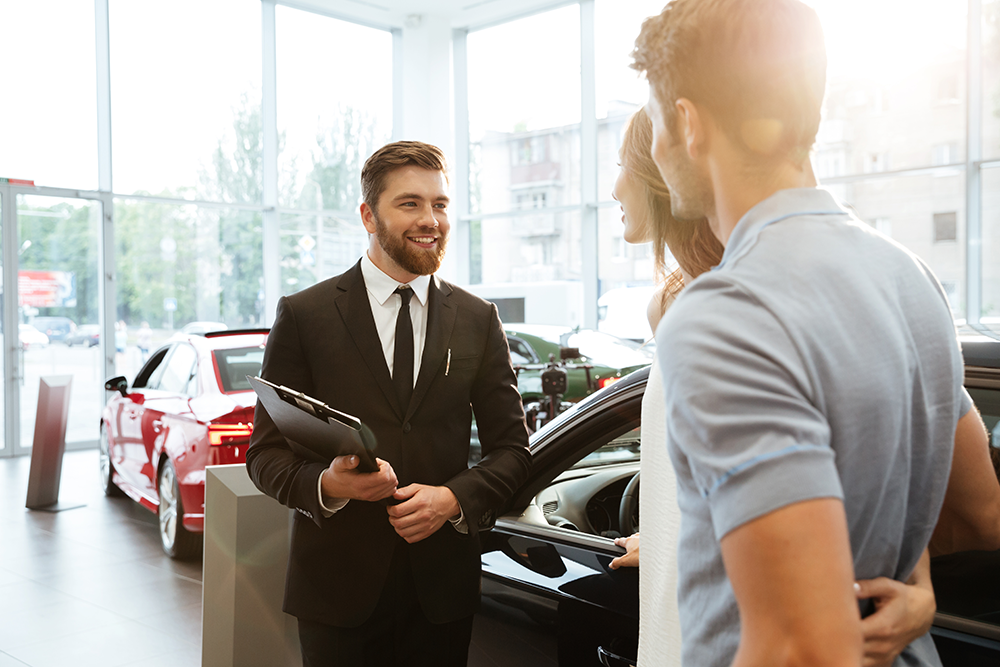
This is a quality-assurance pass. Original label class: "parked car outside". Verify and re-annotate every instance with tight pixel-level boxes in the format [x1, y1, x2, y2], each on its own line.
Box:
[504, 324, 653, 403]
[470, 337, 1000, 666]
[18, 323, 49, 350]
[100, 329, 267, 558]
[31, 316, 76, 342]
[66, 323, 100, 347]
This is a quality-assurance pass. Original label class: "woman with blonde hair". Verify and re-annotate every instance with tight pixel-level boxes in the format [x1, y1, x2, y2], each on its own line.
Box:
[608, 107, 935, 667]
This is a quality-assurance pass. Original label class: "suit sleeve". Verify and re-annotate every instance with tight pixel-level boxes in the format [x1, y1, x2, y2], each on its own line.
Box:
[443, 304, 531, 538]
[245, 295, 330, 528]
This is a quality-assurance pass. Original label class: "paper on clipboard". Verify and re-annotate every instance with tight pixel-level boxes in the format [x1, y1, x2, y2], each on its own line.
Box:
[248, 376, 379, 473]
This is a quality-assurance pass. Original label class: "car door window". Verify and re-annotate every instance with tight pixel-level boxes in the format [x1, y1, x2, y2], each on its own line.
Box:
[508, 336, 536, 365]
[132, 346, 171, 389]
[156, 344, 198, 396]
[531, 425, 641, 538]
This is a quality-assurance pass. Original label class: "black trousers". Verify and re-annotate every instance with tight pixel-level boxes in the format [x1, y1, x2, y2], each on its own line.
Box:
[297, 543, 475, 667]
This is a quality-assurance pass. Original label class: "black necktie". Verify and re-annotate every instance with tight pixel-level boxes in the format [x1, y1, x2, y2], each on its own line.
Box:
[393, 287, 414, 410]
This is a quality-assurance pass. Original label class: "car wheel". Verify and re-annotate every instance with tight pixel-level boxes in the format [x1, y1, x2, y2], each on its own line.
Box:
[99, 425, 124, 497]
[157, 459, 201, 559]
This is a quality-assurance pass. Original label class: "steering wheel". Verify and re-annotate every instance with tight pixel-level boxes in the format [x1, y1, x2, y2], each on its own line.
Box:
[618, 472, 640, 536]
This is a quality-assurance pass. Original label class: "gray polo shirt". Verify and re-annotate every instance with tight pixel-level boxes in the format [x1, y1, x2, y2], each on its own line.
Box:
[657, 188, 968, 666]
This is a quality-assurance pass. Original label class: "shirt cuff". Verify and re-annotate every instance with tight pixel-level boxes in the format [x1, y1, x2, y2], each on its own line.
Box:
[448, 503, 468, 534]
[317, 474, 348, 518]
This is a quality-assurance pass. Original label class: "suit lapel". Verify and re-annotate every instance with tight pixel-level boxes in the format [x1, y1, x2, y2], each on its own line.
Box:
[406, 276, 456, 421]
[335, 262, 404, 418]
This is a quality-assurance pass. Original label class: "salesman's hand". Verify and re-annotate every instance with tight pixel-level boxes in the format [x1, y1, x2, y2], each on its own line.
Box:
[320, 456, 397, 503]
[387, 484, 461, 543]
[610, 533, 640, 570]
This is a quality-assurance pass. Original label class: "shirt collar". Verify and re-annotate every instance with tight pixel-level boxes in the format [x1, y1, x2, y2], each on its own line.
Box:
[716, 187, 848, 272]
[361, 251, 431, 306]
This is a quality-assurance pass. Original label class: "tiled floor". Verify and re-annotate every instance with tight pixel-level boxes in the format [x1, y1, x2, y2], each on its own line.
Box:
[0, 450, 202, 667]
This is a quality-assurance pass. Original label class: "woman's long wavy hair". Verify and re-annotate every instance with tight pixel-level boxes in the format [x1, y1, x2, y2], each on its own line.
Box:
[619, 107, 725, 317]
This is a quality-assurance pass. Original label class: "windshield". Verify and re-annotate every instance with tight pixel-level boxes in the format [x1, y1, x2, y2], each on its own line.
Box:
[562, 330, 653, 367]
[213, 346, 265, 393]
[570, 424, 641, 469]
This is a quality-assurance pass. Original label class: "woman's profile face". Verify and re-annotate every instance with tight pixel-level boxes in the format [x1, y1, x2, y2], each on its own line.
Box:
[612, 155, 653, 245]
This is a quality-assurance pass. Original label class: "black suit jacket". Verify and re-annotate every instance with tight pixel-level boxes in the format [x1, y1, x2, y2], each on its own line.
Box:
[246, 261, 531, 627]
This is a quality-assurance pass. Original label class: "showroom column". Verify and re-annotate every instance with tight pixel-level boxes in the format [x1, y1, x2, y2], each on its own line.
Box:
[262, 1, 280, 326]
[580, 0, 598, 329]
[393, 14, 463, 282]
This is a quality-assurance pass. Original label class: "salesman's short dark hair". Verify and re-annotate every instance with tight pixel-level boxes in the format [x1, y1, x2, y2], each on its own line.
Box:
[361, 141, 449, 211]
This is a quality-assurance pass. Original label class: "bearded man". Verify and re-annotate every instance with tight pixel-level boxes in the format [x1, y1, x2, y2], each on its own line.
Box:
[247, 141, 530, 667]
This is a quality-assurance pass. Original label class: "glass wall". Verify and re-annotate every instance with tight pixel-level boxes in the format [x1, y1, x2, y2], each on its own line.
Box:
[276, 7, 393, 213]
[17, 195, 103, 447]
[980, 168, 1000, 320]
[278, 212, 368, 294]
[0, 1, 97, 190]
[468, 5, 582, 220]
[113, 200, 264, 381]
[467, 4, 583, 326]
[109, 0, 261, 199]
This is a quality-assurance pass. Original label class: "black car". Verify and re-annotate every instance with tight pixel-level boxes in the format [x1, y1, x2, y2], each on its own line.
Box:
[469, 337, 1000, 666]
[31, 316, 76, 342]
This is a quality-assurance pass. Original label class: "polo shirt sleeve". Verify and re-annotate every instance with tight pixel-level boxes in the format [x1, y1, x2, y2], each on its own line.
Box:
[657, 278, 843, 541]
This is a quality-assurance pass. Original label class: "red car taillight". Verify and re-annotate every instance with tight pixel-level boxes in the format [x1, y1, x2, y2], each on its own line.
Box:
[597, 376, 621, 390]
[208, 423, 253, 447]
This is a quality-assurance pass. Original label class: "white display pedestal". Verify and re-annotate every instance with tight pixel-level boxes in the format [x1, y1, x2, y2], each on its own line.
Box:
[202, 464, 301, 667]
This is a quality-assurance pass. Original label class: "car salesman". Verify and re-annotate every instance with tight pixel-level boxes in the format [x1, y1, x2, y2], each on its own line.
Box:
[247, 140, 531, 667]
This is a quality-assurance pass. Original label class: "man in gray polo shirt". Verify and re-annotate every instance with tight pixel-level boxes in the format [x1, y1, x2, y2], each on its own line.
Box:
[632, 1, 971, 665]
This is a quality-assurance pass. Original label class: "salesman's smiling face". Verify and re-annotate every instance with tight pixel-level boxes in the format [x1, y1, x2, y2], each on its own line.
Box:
[362, 165, 451, 282]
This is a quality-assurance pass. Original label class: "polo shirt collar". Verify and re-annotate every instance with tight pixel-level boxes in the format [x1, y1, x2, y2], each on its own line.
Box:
[716, 187, 848, 271]
[361, 251, 431, 307]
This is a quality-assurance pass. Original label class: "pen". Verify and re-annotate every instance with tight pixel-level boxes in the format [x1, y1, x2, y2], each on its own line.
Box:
[446, 349, 451, 376]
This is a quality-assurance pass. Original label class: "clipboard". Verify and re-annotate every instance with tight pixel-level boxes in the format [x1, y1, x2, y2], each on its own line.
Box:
[248, 376, 380, 473]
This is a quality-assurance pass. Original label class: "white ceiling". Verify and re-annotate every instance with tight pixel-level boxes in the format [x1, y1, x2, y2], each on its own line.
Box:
[279, 0, 575, 30]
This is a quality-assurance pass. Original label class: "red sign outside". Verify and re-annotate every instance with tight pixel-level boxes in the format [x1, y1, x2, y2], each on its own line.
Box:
[18, 270, 76, 307]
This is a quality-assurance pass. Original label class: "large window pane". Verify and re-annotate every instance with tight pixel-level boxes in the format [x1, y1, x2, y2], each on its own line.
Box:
[110, 0, 261, 199]
[826, 171, 966, 317]
[468, 5, 581, 217]
[596, 204, 656, 342]
[114, 200, 264, 381]
[984, 0, 1000, 160]
[809, 0, 966, 179]
[980, 168, 1000, 322]
[594, 0, 667, 199]
[0, 1, 97, 190]
[17, 195, 102, 447]
[279, 211, 368, 294]
[469, 210, 584, 326]
[276, 7, 392, 211]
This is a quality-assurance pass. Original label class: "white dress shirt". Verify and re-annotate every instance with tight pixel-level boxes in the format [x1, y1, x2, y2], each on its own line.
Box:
[317, 253, 465, 532]
[360, 250, 430, 385]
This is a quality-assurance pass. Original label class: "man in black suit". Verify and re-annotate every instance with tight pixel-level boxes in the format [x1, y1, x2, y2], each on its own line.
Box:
[246, 141, 531, 666]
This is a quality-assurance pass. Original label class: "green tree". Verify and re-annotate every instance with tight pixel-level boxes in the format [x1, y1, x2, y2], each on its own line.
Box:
[198, 91, 267, 326]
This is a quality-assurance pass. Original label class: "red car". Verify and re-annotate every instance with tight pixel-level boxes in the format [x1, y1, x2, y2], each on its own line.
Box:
[100, 329, 267, 558]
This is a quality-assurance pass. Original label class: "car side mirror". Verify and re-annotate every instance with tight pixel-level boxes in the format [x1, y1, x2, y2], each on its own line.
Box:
[105, 376, 128, 398]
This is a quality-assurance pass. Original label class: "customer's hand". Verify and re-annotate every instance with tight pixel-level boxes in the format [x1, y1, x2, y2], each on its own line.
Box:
[320, 456, 397, 503]
[856, 549, 935, 667]
[387, 484, 461, 543]
[610, 533, 640, 569]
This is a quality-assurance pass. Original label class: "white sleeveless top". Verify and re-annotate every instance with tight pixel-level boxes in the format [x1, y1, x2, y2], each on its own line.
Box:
[636, 352, 683, 666]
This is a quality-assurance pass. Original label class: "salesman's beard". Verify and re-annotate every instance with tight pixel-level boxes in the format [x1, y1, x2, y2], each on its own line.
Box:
[373, 214, 448, 276]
